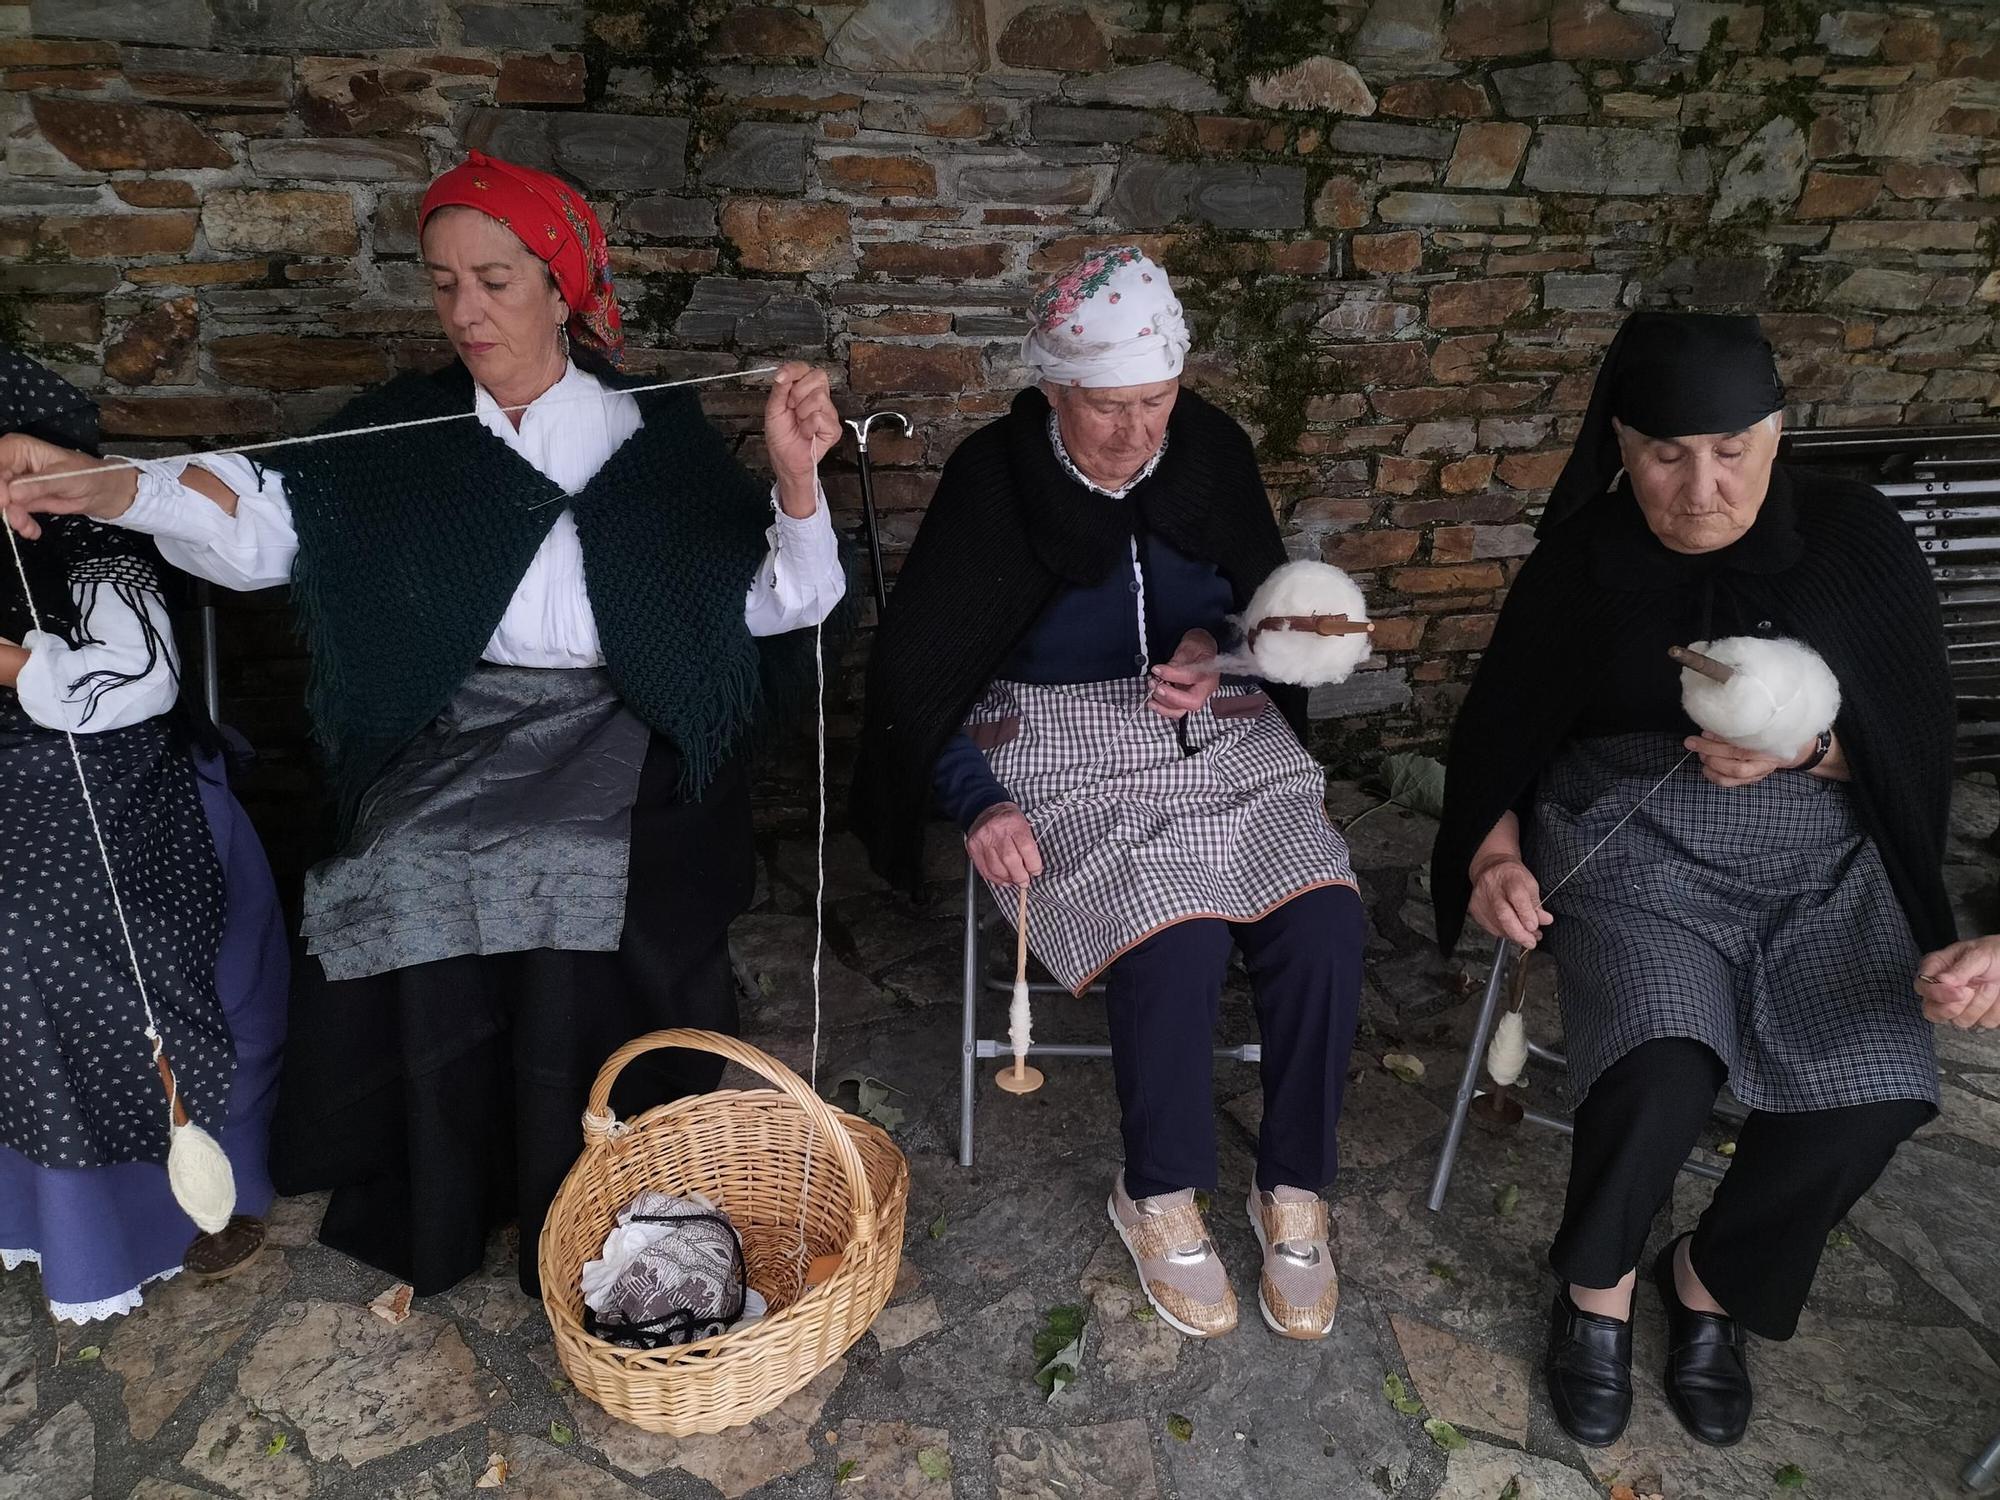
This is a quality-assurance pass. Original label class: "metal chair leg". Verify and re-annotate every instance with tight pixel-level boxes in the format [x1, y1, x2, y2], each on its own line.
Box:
[1964, 1429, 2000, 1492]
[958, 862, 980, 1167]
[1426, 936, 1512, 1212]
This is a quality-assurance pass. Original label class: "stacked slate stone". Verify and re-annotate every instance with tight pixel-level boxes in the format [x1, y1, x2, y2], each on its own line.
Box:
[4, 0, 1996, 869]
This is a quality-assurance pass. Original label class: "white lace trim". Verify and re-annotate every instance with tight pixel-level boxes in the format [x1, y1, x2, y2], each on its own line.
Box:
[1046, 410, 1167, 499]
[0, 1247, 184, 1324]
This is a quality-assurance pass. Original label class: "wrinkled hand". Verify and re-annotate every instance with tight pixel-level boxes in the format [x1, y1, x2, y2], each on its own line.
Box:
[0, 433, 136, 541]
[763, 362, 841, 488]
[1468, 856, 1552, 950]
[1917, 938, 2000, 1030]
[1684, 732, 1802, 789]
[1148, 628, 1220, 719]
[967, 803, 1043, 888]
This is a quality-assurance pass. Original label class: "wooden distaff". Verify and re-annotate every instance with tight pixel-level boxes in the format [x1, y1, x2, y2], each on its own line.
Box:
[1668, 645, 1736, 684]
[1246, 614, 1374, 649]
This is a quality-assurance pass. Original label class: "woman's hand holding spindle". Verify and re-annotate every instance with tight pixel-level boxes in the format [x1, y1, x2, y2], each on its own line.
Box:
[1684, 733, 1790, 788]
[0, 434, 137, 540]
[1468, 855, 1552, 950]
[1917, 938, 2000, 1030]
[1148, 628, 1220, 719]
[967, 803, 1043, 888]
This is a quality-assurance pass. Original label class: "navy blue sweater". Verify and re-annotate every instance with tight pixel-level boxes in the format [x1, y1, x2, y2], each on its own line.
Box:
[930, 530, 1236, 829]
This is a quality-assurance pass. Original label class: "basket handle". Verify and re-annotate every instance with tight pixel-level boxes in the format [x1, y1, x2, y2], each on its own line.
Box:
[580, 1028, 876, 1241]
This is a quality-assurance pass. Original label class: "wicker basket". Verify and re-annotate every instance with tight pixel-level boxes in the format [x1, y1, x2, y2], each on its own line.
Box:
[540, 1028, 909, 1435]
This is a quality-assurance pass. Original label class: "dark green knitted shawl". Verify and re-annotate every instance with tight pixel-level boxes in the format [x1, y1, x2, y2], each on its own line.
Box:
[283, 358, 820, 834]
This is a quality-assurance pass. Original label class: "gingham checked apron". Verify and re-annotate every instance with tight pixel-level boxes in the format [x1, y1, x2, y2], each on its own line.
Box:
[1528, 732, 1938, 1113]
[968, 677, 1355, 994]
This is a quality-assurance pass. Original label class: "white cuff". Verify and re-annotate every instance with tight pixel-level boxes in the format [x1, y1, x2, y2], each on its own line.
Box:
[768, 481, 837, 561]
[113, 456, 218, 547]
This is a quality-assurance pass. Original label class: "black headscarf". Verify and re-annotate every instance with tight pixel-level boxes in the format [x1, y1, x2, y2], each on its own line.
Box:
[1544, 312, 1786, 532]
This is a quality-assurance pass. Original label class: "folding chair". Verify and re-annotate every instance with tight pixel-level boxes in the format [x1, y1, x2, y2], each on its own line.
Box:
[1426, 935, 1727, 1213]
[956, 862, 1262, 1166]
[1966, 1433, 2000, 1493]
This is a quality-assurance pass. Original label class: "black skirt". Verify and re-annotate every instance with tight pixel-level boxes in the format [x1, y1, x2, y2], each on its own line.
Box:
[268, 735, 755, 1296]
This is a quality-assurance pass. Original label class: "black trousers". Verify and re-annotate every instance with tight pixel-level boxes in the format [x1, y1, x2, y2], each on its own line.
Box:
[1105, 883, 1364, 1200]
[1551, 1037, 1931, 1339]
[271, 739, 754, 1297]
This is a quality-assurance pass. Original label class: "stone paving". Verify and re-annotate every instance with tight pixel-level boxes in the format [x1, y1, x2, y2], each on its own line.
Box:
[3, 775, 2000, 1500]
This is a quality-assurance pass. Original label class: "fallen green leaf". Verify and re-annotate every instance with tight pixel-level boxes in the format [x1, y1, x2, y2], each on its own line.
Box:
[1383, 1052, 1425, 1085]
[1498, 1481, 1522, 1500]
[1032, 1304, 1088, 1400]
[1423, 1418, 1467, 1452]
[72, 1345, 99, 1363]
[1381, 1372, 1424, 1417]
[1129, 1304, 1156, 1322]
[1381, 752, 1447, 819]
[1774, 1464, 1807, 1490]
[835, 1458, 860, 1484]
[1825, 1229, 1852, 1250]
[549, 1420, 575, 1447]
[1494, 1183, 1520, 1218]
[1167, 1413, 1194, 1443]
[1193, 1189, 1212, 1214]
[1425, 1260, 1457, 1282]
[1717, 1139, 1737, 1158]
[833, 1070, 907, 1131]
[917, 1446, 952, 1481]
[264, 1433, 289, 1457]
[547, 1376, 571, 1394]
[928, 1210, 947, 1241]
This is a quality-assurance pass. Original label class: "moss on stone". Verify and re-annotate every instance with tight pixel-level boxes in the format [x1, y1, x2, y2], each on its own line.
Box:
[581, 0, 728, 109]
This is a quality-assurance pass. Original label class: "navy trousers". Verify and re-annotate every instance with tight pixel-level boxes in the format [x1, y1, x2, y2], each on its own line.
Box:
[1105, 883, 1365, 1199]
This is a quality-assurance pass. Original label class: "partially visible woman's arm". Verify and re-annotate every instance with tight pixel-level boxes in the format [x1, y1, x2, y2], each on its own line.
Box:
[11, 574, 180, 732]
[1466, 811, 1554, 950]
[111, 454, 298, 592]
[742, 481, 846, 636]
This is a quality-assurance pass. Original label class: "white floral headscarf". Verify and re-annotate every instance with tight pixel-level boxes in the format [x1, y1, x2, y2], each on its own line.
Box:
[1021, 245, 1190, 389]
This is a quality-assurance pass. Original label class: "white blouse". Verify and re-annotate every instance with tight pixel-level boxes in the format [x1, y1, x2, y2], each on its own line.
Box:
[14, 579, 180, 733]
[113, 362, 845, 665]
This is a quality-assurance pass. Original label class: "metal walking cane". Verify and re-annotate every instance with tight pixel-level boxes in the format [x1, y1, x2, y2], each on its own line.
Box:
[843, 409, 912, 619]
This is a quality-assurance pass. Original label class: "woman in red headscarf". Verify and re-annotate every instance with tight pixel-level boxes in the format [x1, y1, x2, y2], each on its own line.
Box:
[0, 151, 848, 1297]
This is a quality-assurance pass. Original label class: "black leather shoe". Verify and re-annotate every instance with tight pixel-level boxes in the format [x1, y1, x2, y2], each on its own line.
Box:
[1545, 1286, 1633, 1447]
[1653, 1235, 1752, 1446]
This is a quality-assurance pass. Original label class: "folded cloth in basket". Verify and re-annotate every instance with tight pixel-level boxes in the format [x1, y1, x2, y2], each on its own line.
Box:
[579, 1190, 765, 1348]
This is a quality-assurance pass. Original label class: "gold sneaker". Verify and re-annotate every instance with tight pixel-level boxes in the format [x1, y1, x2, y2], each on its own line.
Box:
[1107, 1173, 1238, 1339]
[1247, 1188, 1338, 1340]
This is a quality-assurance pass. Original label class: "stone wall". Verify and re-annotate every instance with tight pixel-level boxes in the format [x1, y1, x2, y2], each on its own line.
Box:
[6, 0, 1999, 877]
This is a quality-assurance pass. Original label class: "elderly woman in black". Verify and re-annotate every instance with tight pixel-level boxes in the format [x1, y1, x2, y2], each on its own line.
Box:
[857, 248, 1363, 1344]
[1434, 312, 1953, 1448]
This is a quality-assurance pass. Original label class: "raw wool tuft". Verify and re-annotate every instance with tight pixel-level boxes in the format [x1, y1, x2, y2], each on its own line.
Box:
[1679, 636, 1841, 757]
[1008, 975, 1033, 1065]
[1486, 1010, 1528, 1088]
[167, 1118, 235, 1234]
[1227, 561, 1372, 685]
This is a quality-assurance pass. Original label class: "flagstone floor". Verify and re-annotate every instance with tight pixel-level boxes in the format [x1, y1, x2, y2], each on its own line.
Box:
[4, 777, 2000, 1500]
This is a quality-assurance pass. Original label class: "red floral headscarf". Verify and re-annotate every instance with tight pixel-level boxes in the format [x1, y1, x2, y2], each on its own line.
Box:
[419, 149, 624, 366]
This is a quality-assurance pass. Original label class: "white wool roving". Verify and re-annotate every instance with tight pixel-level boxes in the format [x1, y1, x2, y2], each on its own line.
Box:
[1486, 1011, 1528, 1089]
[167, 1117, 236, 1235]
[1679, 636, 1841, 758]
[1231, 560, 1372, 686]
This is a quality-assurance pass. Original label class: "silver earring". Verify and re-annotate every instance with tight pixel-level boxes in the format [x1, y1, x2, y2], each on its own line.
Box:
[557, 325, 572, 363]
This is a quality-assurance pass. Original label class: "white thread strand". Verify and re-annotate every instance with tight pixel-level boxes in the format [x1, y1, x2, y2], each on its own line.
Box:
[1541, 751, 1693, 902]
[794, 614, 826, 1264]
[8, 366, 781, 490]
[1, 526, 172, 1117]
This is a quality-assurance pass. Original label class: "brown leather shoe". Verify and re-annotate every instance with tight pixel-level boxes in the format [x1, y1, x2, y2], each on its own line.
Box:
[183, 1215, 266, 1281]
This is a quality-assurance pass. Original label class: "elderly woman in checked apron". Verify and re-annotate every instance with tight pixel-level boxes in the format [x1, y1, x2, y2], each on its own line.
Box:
[0, 151, 847, 1298]
[1433, 312, 1954, 1449]
[856, 248, 1364, 1341]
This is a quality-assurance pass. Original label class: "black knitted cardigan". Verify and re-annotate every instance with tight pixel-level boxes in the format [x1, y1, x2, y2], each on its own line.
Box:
[1431, 464, 1956, 956]
[852, 385, 1306, 893]
[283, 356, 822, 835]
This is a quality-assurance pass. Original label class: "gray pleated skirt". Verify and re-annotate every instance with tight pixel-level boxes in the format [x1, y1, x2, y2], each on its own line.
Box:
[1528, 732, 1938, 1114]
[300, 666, 652, 982]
